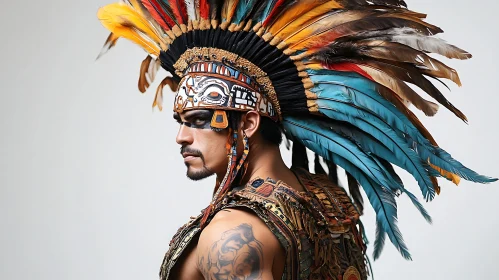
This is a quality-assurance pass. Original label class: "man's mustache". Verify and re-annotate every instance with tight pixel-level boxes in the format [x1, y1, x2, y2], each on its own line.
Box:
[180, 146, 203, 158]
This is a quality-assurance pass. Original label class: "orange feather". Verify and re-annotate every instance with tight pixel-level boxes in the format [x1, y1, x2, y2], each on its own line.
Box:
[284, 10, 372, 49]
[268, 1, 341, 38]
[221, 0, 240, 23]
[429, 161, 461, 185]
[98, 4, 161, 56]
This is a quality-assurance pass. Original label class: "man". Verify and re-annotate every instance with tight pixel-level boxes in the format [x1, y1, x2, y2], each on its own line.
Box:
[97, 0, 497, 279]
[169, 107, 342, 279]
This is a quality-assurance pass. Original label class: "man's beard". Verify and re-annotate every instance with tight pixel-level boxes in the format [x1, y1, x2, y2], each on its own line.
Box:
[186, 164, 214, 180]
[182, 146, 215, 181]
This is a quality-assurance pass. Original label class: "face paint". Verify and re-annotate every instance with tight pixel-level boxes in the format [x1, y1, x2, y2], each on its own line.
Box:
[174, 110, 214, 129]
[174, 110, 228, 181]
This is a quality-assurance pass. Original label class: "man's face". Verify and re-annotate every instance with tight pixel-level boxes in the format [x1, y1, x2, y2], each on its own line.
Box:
[174, 109, 229, 180]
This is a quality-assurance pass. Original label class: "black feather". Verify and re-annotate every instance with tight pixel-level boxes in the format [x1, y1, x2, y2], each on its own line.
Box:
[292, 141, 309, 171]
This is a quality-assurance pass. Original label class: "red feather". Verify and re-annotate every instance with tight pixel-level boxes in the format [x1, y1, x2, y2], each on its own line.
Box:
[141, 0, 175, 29]
[323, 62, 374, 81]
[199, 0, 210, 19]
[170, 0, 188, 24]
[262, 0, 289, 27]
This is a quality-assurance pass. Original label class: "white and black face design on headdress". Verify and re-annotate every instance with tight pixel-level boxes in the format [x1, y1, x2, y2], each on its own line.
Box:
[174, 73, 275, 116]
[184, 75, 230, 106]
[173, 61, 277, 120]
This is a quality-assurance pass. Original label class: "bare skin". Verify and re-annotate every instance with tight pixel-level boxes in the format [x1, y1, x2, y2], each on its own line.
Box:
[171, 109, 303, 279]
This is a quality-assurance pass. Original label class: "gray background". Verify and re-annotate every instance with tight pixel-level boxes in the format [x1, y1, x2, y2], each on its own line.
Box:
[1, 0, 498, 279]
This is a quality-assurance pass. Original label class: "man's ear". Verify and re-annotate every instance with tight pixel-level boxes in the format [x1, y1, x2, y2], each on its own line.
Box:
[241, 111, 261, 138]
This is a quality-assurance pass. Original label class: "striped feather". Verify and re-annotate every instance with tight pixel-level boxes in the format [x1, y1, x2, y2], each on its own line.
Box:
[358, 27, 472, 59]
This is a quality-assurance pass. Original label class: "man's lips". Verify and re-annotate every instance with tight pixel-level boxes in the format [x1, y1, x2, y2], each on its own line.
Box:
[182, 153, 199, 158]
[182, 153, 200, 162]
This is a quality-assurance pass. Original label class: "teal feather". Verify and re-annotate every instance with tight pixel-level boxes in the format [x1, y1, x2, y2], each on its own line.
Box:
[403, 189, 432, 223]
[304, 139, 410, 260]
[417, 145, 497, 183]
[316, 99, 438, 200]
[233, 0, 259, 24]
[308, 70, 432, 149]
[374, 217, 387, 260]
[358, 220, 369, 245]
[283, 119, 411, 259]
[283, 118, 404, 193]
[310, 71, 497, 184]
[253, 0, 293, 23]
[380, 156, 432, 223]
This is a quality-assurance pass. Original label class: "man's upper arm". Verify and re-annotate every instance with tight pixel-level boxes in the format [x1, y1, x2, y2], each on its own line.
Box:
[196, 208, 283, 280]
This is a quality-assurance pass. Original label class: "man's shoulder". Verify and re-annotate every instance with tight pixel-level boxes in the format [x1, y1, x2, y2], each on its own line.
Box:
[229, 169, 361, 230]
[196, 208, 284, 279]
[201, 208, 280, 246]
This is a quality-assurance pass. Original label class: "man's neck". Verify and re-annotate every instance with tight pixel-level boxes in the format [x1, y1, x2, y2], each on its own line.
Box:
[242, 144, 288, 183]
[216, 143, 305, 192]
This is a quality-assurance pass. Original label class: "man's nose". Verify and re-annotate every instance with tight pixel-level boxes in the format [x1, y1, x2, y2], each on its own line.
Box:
[176, 124, 194, 145]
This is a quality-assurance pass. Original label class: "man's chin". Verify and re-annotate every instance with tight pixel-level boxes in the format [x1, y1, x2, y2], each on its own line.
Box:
[186, 168, 214, 181]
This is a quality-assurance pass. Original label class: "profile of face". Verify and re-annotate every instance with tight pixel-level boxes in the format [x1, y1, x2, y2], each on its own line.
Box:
[174, 109, 230, 181]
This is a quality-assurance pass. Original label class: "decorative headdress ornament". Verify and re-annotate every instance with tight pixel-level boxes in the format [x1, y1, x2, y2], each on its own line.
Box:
[97, 0, 497, 259]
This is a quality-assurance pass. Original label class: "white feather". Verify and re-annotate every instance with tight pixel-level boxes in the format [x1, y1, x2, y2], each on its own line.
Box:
[185, 0, 197, 20]
[360, 27, 471, 59]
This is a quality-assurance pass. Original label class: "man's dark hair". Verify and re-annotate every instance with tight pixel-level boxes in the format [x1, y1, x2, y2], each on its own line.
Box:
[258, 116, 283, 146]
[227, 111, 283, 146]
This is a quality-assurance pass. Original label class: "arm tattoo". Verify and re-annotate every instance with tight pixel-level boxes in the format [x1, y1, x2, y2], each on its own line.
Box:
[199, 223, 264, 280]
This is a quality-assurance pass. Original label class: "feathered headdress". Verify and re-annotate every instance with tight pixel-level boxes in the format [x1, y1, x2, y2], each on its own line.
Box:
[97, 0, 497, 259]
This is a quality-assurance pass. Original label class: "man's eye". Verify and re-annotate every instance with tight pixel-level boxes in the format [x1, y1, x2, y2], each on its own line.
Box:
[193, 118, 207, 126]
